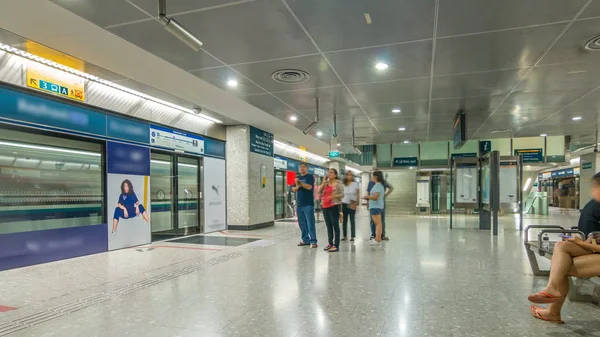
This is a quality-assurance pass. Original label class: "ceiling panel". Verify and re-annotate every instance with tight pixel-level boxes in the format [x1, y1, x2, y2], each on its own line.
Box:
[285, 0, 435, 52]
[130, 0, 247, 15]
[519, 63, 600, 92]
[362, 101, 429, 119]
[325, 40, 432, 84]
[437, 0, 586, 37]
[581, 1, 600, 18]
[348, 78, 431, 105]
[561, 88, 600, 111]
[538, 19, 600, 66]
[238, 93, 292, 113]
[189, 66, 265, 96]
[273, 86, 355, 111]
[497, 88, 592, 111]
[373, 120, 427, 133]
[429, 96, 503, 116]
[108, 20, 222, 70]
[51, 0, 148, 27]
[174, 0, 318, 64]
[434, 24, 566, 75]
[432, 69, 527, 99]
[231, 55, 340, 92]
[312, 106, 368, 123]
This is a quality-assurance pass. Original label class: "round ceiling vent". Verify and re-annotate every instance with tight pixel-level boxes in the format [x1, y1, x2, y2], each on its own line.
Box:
[271, 69, 311, 84]
[584, 35, 600, 51]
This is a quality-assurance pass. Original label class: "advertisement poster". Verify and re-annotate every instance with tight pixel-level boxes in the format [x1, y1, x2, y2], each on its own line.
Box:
[106, 142, 151, 250]
[482, 165, 490, 205]
[204, 157, 227, 233]
[455, 166, 478, 203]
[499, 163, 518, 203]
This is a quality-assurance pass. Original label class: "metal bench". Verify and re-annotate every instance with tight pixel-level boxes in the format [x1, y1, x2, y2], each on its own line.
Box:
[524, 225, 599, 303]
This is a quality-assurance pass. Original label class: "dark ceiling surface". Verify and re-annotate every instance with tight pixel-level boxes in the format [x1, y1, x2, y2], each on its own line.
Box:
[51, 0, 600, 146]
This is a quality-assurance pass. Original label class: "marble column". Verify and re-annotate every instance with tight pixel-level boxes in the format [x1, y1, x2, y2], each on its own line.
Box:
[225, 125, 274, 230]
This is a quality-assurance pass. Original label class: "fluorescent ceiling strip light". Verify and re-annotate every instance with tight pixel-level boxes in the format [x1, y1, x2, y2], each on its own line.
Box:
[274, 140, 329, 162]
[0, 43, 222, 124]
[0, 141, 101, 156]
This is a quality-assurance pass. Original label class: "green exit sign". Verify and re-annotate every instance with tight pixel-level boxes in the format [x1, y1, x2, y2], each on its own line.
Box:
[328, 151, 340, 158]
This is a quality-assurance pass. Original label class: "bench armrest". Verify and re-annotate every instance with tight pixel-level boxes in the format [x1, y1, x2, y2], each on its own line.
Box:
[524, 225, 564, 244]
[537, 229, 585, 246]
[588, 231, 600, 240]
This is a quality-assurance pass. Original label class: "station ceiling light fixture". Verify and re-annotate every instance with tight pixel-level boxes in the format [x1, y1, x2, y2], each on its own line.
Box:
[375, 62, 389, 70]
[540, 133, 547, 137]
[403, 140, 410, 144]
[572, 116, 583, 121]
[316, 131, 323, 137]
[336, 143, 341, 146]
[289, 116, 297, 121]
[226, 79, 238, 87]
[391, 108, 401, 113]
[158, 0, 203, 51]
[398, 127, 406, 131]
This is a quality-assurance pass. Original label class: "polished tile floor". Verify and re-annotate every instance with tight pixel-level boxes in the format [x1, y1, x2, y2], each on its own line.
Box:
[2, 210, 600, 337]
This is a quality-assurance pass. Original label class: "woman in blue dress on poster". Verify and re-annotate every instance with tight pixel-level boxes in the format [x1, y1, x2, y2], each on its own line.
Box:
[112, 179, 150, 233]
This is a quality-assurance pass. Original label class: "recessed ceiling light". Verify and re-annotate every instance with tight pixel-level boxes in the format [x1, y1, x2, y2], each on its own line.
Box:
[375, 62, 389, 70]
[540, 133, 547, 137]
[316, 131, 323, 137]
[572, 116, 582, 121]
[398, 127, 406, 131]
[403, 140, 410, 144]
[227, 79, 238, 87]
[336, 143, 341, 146]
[392, 108, 401, 113]
[567, 70, 587, 75]
[289, 116, 297, 121]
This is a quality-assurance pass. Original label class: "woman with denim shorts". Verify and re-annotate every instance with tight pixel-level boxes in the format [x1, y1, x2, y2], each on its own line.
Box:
[363, 171, 385, 246]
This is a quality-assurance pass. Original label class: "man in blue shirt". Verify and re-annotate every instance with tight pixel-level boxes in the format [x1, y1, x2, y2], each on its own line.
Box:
[293, 163, 317, 248]
[367, 170, 394, 240]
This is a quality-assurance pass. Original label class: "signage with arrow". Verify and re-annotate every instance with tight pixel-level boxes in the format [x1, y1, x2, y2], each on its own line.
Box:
[26, 63, 85, 102]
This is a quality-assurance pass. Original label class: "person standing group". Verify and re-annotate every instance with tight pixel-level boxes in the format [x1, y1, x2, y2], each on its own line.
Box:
[341, 171, 360, 241]
[319, 168, 345, 252]
[363, 171, 386, 245]
[293, 163, 318, 248]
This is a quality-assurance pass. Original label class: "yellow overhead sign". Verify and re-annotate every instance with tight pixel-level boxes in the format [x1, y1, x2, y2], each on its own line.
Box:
[26, 63, 85, 102]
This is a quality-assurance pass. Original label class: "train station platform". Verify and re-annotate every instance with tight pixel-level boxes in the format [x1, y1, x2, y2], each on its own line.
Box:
[0, 212, 596, 337]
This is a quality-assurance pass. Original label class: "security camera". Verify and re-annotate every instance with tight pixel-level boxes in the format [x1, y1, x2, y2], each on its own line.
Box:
[192, 108, 202, 115]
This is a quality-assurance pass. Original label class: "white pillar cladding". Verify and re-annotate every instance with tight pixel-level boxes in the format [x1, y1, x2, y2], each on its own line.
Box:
[579, 152, 600, 210]
[225, 125, 275, 230]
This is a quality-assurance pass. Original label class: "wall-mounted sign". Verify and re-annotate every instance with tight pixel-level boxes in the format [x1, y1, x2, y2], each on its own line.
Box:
[274, 157, 288, 170]
[26, 63, 85, 102]
[479, 140, 491, 156]
[328, 150, 340, 158]
[299, 145, 307, 162]
[249, 126, 273, 157]
[150, 124, 204, 154]
[452, 153, 477, 159]
[583, 162, 593, 170]
[515, 148, 543, 163]
[313, 167, 326, 176]
[393, 157, 418, 167]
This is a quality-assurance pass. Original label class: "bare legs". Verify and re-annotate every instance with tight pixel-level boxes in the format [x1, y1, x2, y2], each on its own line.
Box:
[530, 241, 596, 320]
[371, 214, 382, 243]
[112, 218, 119, 233]
[141, 211, 150, 223]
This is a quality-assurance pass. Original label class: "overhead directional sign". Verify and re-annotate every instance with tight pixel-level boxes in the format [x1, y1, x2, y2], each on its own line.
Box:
[393, 157, 418, 167]
[328, 150, 340, 158]
[26, 63, 85, 102]
[514, 148, 543, 163]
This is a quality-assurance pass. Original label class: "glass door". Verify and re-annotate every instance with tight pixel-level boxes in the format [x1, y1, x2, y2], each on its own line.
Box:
[176, 156, 200, 235]
[274, 170, 285, 219]
[150, 153, 175, 241]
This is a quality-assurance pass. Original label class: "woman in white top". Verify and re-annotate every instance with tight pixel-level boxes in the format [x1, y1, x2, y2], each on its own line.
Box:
[341, 171, 360, 241]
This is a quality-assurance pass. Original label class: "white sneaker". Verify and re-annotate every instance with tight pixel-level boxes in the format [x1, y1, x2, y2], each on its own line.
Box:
[370, 240, 381, 246]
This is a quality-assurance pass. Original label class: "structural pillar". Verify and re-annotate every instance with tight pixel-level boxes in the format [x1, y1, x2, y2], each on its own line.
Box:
[225, 125, 274, 230]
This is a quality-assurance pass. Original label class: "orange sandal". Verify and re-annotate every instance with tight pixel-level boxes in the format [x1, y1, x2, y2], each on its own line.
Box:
[530, 306, 564, 324]
[527, 291, 565, 304]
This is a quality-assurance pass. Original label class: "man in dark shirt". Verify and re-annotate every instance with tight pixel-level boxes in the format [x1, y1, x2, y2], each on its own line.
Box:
[293, 163, 317, 248]
[578, 172, 600, 237]
[367, 170, 394, 240]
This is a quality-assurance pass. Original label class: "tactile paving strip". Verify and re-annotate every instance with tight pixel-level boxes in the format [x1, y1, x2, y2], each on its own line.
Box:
[0, 232, 296, 336]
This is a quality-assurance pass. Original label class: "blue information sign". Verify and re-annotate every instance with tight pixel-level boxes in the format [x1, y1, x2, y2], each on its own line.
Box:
[515, 148, 543, 163]
[393, 157, 418, 167]
[479, 140, 491, 155]
[249, 126, 273, 157]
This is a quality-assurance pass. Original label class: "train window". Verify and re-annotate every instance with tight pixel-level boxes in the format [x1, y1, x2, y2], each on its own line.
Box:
[0, 129, 103, 234]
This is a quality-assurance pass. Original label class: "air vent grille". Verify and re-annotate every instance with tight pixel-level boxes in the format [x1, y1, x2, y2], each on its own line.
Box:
[271, 69, 310, 84]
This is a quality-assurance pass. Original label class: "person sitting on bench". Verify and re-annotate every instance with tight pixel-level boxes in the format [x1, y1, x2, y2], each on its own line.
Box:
[527, 172, 600, 323]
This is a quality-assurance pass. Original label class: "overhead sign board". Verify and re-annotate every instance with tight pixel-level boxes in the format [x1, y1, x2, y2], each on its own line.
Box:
[479, 140, 491, 155]
[393, 157, 418, 167]
[453, 110, 466, 150]
[150, 124, 204, 154]
[328, 150, 340, 158]
[249, 126, 273, 157]
[452, 153, 477, 159]
[514, 148, 543, 163]
[26, 63, 85, 102]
